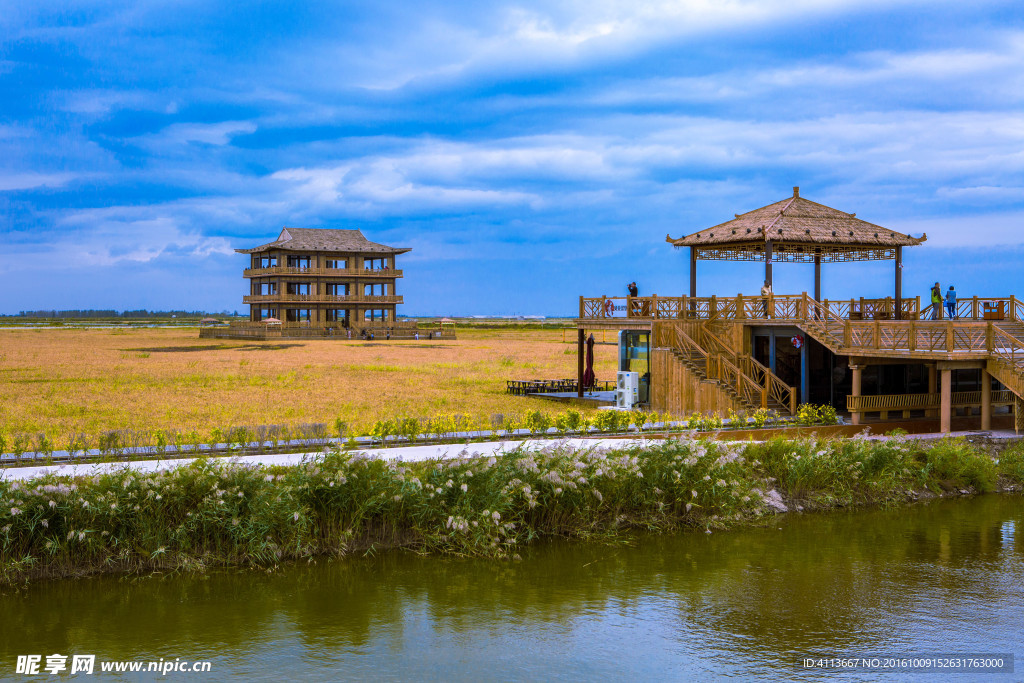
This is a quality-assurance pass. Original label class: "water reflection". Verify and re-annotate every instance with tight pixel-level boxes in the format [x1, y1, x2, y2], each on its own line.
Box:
[1, 496, 1021, 680]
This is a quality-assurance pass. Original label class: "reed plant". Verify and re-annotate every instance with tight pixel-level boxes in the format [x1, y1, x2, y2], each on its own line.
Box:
[1, 436, 1017, 583]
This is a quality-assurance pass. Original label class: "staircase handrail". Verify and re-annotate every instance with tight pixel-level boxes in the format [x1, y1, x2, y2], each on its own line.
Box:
[987, 325, 1024, 400]
[678, 321, 796, 414]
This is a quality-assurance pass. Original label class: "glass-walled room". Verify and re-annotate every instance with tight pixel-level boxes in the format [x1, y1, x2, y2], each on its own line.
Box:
[618, 330, 650, 404]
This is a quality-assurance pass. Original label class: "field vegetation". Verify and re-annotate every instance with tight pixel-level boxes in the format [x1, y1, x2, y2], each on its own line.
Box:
[0, 326, 617, 451]
[1, 436, 1020, 583]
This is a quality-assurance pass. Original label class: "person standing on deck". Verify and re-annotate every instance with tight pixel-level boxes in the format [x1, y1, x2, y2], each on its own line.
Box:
[627, 282, 638, 297]
[945, 285, 957, 320]
[930, 282, 943, 320]
[761, 280, 772, 317]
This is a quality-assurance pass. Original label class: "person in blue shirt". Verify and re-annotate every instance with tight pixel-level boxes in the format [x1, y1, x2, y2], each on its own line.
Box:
[945, 285, 957, 320]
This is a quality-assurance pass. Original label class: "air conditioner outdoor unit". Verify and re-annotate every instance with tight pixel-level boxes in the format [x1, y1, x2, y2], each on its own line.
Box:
[616, 371, 639, 409]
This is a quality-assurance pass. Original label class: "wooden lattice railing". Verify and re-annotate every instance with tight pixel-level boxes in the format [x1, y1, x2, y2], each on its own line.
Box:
[848, 390, 1016, 414]
[580, 293, 1021, 323]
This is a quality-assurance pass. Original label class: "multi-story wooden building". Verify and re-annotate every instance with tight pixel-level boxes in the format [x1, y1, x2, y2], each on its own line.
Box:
[236, 227, 410, 328]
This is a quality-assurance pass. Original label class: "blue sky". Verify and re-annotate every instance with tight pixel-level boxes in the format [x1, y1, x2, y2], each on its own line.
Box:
[2, 0, 1023, 316]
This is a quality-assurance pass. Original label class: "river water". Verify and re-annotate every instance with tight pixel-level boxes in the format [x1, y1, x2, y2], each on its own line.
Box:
[2, 495, 1021, 681]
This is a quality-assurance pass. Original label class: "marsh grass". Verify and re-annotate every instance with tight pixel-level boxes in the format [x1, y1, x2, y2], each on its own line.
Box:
[0, 436, 1016, 583]
[0, 327, 614, 446]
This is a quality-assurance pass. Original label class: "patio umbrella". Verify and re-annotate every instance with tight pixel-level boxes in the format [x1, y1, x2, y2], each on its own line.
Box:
[263, 317, 281, 325]
[582, 333, 595, 391]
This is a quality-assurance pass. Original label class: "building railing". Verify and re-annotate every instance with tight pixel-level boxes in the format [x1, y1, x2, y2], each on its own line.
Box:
[242, 294, 403, 304]
[243, 267, 403, 278]
[580, 294, 1023, 323]
[847, 390, 1016, 418]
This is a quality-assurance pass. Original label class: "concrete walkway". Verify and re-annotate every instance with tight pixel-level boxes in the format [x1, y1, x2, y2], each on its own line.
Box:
[2, 429, 1017, 483]
[0, 437, 666, 482]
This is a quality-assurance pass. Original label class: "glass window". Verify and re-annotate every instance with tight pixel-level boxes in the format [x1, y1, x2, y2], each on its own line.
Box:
[325, 258, 347, 269]
[325, 283, 348, 296]
[287, 283, 311, 295]
[287, 256, 311, 269]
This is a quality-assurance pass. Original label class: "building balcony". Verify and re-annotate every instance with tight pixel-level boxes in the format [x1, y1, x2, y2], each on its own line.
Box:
[243, 266, 403, 279]
[242, 293, 404, 305]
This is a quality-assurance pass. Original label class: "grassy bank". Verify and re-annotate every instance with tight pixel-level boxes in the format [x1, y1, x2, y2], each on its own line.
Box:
[2, 436, 1022, 584]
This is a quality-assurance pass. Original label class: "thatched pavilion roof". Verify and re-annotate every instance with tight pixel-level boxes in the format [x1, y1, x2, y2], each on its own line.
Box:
[666, 187, 926, 262]
[236, 228, 411, 255]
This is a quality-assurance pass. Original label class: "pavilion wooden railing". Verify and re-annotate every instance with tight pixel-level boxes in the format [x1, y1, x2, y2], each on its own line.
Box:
[847, 390, 1016, 419]
[580, 294, 924, 322]
[666, 321, 797, 414]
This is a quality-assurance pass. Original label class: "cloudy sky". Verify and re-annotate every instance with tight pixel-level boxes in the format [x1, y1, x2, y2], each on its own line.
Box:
[2, 0, 1023, 315]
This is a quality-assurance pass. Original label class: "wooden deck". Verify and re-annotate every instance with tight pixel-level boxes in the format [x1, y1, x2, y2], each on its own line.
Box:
[576, 292, 1024, 430]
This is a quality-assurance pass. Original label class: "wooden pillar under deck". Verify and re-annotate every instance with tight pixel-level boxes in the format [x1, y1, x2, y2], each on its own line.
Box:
[940, 368, 952, 434]
[981, 367, 992, 431]
[927, 364, 937, 417]
[577, 329, 585, 398]
[850, 364, 862, 426]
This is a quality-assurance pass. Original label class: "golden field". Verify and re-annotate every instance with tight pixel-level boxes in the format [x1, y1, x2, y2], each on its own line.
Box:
[0, 326, 619, 444]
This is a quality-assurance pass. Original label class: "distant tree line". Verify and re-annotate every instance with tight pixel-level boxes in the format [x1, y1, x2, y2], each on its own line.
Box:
[8, 310, 242, 319]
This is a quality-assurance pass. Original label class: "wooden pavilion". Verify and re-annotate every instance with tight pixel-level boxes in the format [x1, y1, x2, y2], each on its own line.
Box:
[575, 188, 1024, 433]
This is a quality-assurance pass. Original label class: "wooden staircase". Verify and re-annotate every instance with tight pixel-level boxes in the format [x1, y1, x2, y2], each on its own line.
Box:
[665, 321, 797, 415]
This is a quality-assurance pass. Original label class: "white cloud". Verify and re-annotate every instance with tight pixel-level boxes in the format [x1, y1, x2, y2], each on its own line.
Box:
[5, 210, 236, 269]
[140, 120, 259, 148]
[887, 211, 1024, 247]
[0, 172, 77, 191]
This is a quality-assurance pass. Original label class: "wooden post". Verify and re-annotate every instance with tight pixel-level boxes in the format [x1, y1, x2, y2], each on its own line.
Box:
[801, 291, 808, 320]
[981, 367, 992, 431]
[1016, 396, 1024, 435]
[940, 368, 952, 433]
[1012, 295, 1018, 322]
[946, 322, 954, 352]
[578, 296, 584, 318]
[850, 364, 862, 425]
[764, 240, 773, 289]
[736, 294, 744, 320]
[928, 363, 937, 418]
[651, 294, 659, 319]
[908, 321, 916, 351]
[800, 334, 809, 406]
[710, 295, 717, 319]
[894, 246, 902, 320]
[690, 247, 697, 298]
[601, 296, 608, 318]
[577, 329, 585, 398]
[972, 296, 979, 321]
[814, 252, 821, 304]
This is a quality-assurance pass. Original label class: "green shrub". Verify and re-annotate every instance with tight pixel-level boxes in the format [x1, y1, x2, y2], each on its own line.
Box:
[917, 438, 997, 493]
[997, 442, 1024, 482]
